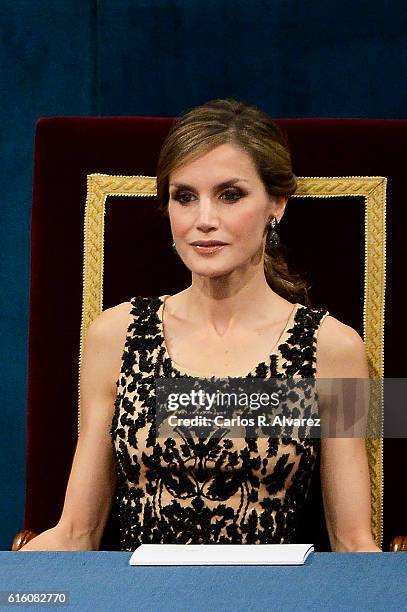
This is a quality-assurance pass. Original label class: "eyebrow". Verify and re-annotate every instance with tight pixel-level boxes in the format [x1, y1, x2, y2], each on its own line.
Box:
[169, 177, 249, 191]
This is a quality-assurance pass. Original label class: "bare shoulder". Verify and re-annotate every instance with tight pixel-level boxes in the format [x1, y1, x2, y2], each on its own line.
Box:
[83, 301, 134, 391]
[316, 313, 369, 378]
[87, 301, 133, 343]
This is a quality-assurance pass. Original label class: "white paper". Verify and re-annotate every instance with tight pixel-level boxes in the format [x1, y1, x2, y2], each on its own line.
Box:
[129, 543, 314, 566]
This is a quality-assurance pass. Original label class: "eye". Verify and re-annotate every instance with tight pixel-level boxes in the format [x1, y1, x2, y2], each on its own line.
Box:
[172, 191, 195, 205]
[220, 188, 244, 202]
[172, 188, 245, 205]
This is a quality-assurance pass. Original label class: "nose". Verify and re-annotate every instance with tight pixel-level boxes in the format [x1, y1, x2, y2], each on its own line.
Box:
[195, 198, 219, 231]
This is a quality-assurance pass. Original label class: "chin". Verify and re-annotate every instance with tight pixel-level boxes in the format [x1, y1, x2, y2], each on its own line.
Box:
[187, 263, 237, 279]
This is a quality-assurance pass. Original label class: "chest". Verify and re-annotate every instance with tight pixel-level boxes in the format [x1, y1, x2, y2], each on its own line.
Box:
[162, 314, 294, 377]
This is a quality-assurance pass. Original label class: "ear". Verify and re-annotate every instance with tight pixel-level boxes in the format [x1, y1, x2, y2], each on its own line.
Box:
[268, 196, 289, 224]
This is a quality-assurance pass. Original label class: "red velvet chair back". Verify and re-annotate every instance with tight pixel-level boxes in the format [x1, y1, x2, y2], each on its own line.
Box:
[25, 116, 407, 550]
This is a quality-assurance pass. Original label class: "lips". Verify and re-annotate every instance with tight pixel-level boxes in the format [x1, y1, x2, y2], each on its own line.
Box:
[190, 241, 227, 246]
[191, 243, 227, 255]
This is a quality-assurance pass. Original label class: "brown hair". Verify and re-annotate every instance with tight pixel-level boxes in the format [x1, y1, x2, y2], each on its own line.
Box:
[156, 98, 311, 306]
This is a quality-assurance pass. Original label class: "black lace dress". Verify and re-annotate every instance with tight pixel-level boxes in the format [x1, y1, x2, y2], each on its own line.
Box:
[109, 295, 330, 551]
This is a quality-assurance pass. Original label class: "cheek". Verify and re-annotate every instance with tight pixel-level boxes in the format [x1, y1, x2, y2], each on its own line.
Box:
[230, 210, 265, 239]
[170, 206, 266, 241]
[174, 219, 191, 237]
[169, 209, 190, 236]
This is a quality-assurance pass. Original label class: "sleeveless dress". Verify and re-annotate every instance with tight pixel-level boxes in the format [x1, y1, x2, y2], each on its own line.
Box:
[109, 294, 330, 551]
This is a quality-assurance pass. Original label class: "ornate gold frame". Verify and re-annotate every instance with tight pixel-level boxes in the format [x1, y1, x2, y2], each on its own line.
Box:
[79, 173, 386, 548]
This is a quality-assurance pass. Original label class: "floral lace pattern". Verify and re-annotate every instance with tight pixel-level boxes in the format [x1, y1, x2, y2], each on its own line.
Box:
[109, 295, 330, 551]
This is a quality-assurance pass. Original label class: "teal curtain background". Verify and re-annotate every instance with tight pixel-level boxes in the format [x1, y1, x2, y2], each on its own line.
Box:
[1, 0, 406, 550]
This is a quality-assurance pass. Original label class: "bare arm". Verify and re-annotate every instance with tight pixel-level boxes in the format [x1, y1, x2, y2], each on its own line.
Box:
[18, 303, 132, 551]
[316, 317, 382, 552]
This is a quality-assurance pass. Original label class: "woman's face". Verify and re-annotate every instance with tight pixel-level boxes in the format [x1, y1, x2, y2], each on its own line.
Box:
[168, 142, 287, 279]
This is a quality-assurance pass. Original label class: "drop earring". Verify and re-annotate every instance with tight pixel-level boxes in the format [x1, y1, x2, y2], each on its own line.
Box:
[172, 240, 177, 254]
[266, 217, 280, 251]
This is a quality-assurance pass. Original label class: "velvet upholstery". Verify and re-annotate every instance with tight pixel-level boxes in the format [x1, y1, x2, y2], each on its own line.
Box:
[25, 117, 406, 550]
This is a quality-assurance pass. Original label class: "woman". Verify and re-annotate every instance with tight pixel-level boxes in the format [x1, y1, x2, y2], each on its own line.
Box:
[19, 99, 381, 552]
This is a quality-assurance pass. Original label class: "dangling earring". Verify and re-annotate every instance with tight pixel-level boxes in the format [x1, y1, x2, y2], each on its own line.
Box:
[266, 217, 280, 251]
[172, 240, 177, 254]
